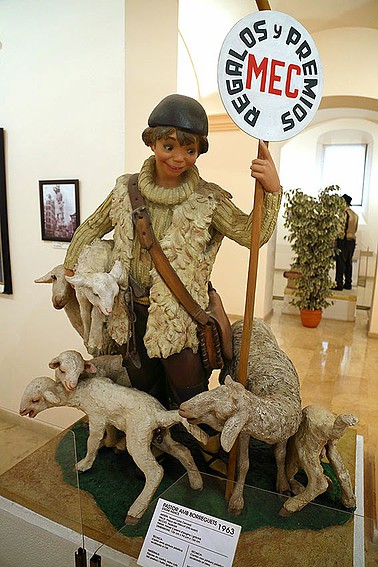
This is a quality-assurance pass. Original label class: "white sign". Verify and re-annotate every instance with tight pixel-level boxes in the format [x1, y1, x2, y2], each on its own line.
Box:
[218, 11, 323, 141]
[137, 499, 241, 567]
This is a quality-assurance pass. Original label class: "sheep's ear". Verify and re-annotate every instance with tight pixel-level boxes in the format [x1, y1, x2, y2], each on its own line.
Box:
[84, 361, 97, 374]
[220, 409, 249, 453]
[34, 273, 53, 284]
[44, 390, 61, 404]
[65, 275, 84, 287]
[49, 357, 61, 370]
[224, 375, 245, 393]
[110, 260, 122, 281]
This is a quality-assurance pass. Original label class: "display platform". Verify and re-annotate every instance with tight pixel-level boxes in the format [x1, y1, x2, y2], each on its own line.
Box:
[283, 287, 357, 322]
[0, 422, 365, 566]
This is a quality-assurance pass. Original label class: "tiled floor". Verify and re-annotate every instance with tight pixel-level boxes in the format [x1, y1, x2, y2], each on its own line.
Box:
[1, 278, 378, 563]
[0, 410, 59, 476]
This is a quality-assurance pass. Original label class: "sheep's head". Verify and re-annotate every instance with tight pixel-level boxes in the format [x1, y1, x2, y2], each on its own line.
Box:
[35, 264, 73, 309]
[179, 376, 250, 453]
[19, 376, 62, 418]
[66, 261, 122, 316]
[48, 350, 97, 392]
[179, 376, 238, 427]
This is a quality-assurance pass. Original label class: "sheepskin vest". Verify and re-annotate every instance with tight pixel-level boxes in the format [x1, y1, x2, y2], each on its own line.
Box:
[108, 173, 223, 359]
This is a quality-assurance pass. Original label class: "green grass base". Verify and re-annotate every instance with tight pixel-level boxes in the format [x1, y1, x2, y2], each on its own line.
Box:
[55, 420, 354, 537]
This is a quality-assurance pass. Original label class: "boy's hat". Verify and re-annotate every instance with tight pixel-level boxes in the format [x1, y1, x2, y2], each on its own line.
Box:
[148, 94, 208, 137]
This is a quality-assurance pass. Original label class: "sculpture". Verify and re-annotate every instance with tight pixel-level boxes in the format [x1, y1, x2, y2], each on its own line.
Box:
[19, 375, 207, 524]
[280, 405, 358, 515]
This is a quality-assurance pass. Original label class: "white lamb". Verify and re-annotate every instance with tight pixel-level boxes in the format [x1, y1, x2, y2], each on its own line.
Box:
[280, 405, 358, 515]
[19, 376, 207, 524]
[65, 239, 122, 354]
[48, 349, 131, 450]
[34, 264, 84, 339]
[48, 350, 131, 392]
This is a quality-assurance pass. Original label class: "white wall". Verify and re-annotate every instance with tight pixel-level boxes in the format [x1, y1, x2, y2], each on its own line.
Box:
[125, 0, 178, 172]
[0, 0, 125, 427]
[199, 128, 275, 318]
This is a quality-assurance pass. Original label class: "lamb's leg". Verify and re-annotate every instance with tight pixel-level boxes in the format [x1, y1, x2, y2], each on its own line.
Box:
[228, 433, 250, 516]
[103, 424, 119, 448]
[76, 418, 106, 472]
[125, 433, 164, 524]
[157, 431, 203, 491]
[285, 440, 304, 495]
[274, 441, 290, 494]
[286, 461, 304, 496]
[326, 440, 356, 508]
[77, 294, 92, 347]
[280, 454, 328, 516]
[88, 308, 106, 351]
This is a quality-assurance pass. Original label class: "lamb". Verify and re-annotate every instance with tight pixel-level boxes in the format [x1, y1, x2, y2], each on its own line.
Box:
[48, 349, 131, 392]
[34, 264, 84, 339]
[280, 405, 358, 516]
[65, 239, 122, 354]
[19, 376, 207, 524]
[179, 318, 302, 516]
[48, 349, 132, 450]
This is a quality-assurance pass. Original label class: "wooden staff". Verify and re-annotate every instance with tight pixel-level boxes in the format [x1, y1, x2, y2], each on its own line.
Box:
[225, 0, 272, 500]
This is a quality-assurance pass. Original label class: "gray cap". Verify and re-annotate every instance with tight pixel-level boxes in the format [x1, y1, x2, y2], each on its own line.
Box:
[148, 94, 208, 136]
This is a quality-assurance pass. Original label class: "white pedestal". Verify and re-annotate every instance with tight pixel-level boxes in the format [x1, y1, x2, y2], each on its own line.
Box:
[282, 287, 357, 322]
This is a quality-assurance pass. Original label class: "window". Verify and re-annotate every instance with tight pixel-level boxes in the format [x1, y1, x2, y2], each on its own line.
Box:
[321, 144, 367, 206]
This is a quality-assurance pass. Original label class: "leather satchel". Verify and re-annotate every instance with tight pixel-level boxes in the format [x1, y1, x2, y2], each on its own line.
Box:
[128, 173, 233, 370]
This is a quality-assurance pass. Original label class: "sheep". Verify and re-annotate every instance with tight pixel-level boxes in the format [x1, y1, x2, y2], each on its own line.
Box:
[19, 376, 208, 524]
[34, 264, 84, 339]
[48, 349, 132, 450]
[179, 318, 302, 516]
[65, 239, 122, 354]
[48, 350, 131, 392]
[279, 405, 358, 516]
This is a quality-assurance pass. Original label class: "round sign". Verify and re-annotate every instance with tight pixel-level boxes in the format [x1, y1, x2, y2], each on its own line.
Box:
[218, 11, 323, 141]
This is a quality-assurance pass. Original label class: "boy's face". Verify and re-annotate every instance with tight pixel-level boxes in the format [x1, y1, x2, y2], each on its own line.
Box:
[152, 131, 199, 187]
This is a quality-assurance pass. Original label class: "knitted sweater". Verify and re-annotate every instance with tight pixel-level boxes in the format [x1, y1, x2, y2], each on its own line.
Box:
[65, 156, 281, 286]
[64, 157, 282, 357]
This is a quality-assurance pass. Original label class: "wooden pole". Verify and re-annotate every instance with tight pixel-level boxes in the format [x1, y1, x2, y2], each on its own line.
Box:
[225, 142, 268, 498]
[255, 0, 271, 10]
[225, 0, 272, 501]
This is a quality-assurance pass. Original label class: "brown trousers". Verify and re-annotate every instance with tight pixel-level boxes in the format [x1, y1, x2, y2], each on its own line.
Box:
[122, 302, 210, 407]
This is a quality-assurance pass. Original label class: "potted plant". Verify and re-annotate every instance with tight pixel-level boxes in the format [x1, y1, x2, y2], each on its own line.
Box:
[283, 185, 345, 327]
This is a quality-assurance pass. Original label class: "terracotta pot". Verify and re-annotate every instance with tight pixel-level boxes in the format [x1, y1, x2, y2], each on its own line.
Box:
[300, 308, 322, 328]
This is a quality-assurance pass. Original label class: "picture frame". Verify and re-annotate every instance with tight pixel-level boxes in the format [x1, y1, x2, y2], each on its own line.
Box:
[39, 179, 80, 242]
[0, 128, 12, 294]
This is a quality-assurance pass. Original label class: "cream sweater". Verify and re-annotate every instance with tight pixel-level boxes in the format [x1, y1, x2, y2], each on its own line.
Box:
[65, 156, 282, 293]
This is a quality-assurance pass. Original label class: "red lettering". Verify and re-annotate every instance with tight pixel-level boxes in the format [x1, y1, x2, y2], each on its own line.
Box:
[245, 57, 302, 100]
[268, 59, 285, 95]
[285, 64, 301, 98]
[246, 54, 268, 91]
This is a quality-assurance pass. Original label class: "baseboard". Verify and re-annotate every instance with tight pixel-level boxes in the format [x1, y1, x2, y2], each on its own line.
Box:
[367, 331, 378, 339]
[0, 407, 61, 436]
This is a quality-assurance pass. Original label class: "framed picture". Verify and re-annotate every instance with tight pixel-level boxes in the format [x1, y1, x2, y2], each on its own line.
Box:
[39, 179, 80, 242]
[0, 128, 12, 294]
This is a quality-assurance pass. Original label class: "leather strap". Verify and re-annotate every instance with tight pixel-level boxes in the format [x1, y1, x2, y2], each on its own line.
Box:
[128, 174, 210, 326]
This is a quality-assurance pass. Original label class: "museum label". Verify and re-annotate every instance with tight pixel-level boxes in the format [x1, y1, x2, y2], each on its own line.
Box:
[138, 498, 241, 567]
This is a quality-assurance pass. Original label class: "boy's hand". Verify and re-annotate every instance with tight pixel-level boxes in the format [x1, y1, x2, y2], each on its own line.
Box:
[250, 140, 281, 194]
